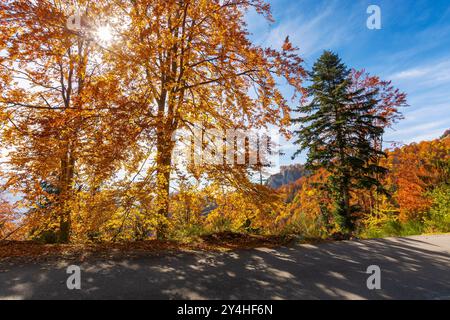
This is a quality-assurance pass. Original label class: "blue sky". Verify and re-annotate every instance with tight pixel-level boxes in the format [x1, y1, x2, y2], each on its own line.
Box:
[246, 0, 450, 165]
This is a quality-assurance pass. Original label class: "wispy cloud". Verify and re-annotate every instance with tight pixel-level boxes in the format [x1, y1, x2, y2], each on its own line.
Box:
[384, 58, 450, 144]
[391, 68, 428, 80]
[248, 1, 360, 59]
[390, 60, 450, 85]
[267, 6, 343, 56]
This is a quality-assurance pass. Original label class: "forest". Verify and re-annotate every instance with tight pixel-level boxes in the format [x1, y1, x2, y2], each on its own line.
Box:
[0, 0, 449, 247]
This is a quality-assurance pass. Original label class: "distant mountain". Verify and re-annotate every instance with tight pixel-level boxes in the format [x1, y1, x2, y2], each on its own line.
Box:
[266, 164, 309, 189]
[442, 129, 450, 139]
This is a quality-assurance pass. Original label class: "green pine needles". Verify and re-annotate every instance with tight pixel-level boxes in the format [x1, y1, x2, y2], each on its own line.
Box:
[293, 51, 389, 235]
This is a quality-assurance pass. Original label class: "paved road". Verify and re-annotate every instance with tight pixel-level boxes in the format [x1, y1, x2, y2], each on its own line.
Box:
[0, 235, 449, 300]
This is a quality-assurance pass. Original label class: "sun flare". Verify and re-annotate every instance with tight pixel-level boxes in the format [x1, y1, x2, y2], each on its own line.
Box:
[96, 25, 113, 43]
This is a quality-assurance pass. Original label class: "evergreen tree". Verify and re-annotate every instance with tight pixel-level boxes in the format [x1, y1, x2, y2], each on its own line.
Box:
[292, 51, 388, 234]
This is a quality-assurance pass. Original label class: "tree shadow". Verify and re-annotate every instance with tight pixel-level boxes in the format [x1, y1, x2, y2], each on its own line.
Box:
[0, 236, 449, 300]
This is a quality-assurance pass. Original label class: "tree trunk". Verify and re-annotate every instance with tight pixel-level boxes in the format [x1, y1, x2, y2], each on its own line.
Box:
[58, 143, 75, 243]
[155, 128, 173, 240]
[341, 175, 352, 232]
[336, 120, 353, 233]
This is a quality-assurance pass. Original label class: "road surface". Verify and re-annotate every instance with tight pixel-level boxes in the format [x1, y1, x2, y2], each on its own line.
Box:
[0, 234, 449, 300]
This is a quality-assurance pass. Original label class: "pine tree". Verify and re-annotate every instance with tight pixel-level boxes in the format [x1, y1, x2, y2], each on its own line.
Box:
[292, 51, 388, 235]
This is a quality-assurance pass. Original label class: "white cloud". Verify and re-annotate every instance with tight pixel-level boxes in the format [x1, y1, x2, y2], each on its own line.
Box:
[249, 1, 357, 58]
[391, 68, 428, 80]
[386, 58, 450, 145]
[390, 60, 450, 85]
[386, 119, 449, 144]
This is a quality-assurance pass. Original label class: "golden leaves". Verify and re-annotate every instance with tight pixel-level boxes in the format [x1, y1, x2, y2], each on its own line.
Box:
[0, 0, 307, 241]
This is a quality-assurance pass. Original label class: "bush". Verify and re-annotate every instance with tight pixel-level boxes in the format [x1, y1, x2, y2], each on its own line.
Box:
[400, 220, 425, 236]
[171, 224, 207, 241]
[32, 229, 59, 244]
[381, 219, 403, 237]
[281, 212, 328, 240]
[424, 184, 450, 233]
[361, 216, 425, 239]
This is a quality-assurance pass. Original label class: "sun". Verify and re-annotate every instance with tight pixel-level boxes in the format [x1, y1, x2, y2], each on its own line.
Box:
[96, 25, 113, 43]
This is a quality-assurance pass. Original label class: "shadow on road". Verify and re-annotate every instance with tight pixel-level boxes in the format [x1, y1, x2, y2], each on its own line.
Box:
[1, 235, 449, 299]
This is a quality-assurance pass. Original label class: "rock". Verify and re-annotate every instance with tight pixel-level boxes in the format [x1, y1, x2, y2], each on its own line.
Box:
[266, 164, 309, 189]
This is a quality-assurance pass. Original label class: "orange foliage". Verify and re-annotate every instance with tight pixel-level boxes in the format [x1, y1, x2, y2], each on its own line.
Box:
[0, 198, 18, 240]
[281, 136, 449, 233]
[0, 0, 306, 241]
[384, 136, 450, 221]
[281, 170, 333, 237]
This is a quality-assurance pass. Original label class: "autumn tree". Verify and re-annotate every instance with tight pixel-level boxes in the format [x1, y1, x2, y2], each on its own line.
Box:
[284, 169, 333, 238]
[101, 0, 306, 238]
[348, 69, 407, 215]
[0, 196, 17, 240]
[385, 136, 450, 221]
[0, 0, 136, 242]
[349, 69, 407, 148]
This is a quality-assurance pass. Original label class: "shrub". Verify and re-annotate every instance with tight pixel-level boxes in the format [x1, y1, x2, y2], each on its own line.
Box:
[361, 214, 424, 238]
[424, 184, 450, 233]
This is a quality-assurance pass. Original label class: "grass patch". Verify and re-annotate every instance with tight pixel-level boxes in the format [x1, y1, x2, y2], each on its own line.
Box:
[361, 219, 425, 239]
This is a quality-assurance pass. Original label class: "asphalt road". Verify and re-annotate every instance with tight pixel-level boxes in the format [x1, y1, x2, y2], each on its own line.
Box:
[0, 234, 449, 300]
